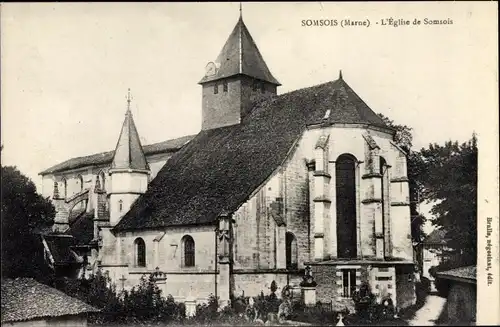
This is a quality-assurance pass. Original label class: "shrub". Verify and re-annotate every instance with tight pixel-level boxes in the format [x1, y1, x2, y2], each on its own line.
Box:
[193, 293, 246, 325]
[290, 301, 339, 325]
[53, 270, 185, 324]
[253, 289, 282, 320]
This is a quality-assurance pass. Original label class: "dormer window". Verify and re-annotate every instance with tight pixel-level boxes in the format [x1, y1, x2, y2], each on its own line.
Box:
[214, 83, 219, 94]
[223, 80, 228, 92]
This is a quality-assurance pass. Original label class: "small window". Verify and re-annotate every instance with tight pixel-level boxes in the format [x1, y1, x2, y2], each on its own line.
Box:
[341, 269, 357, 298]
[119, 199, 123, 212]
[182, 235, 195, 267]
[252, 80, 258, 91]
[78, 175, 84, 192]
[62, 178, 67, 199]
[99, 171, 106, 191]
[260, 82, 265, 93]
[286, 232, 298, 269]
[214, 83, 219, 94]
[134, 238, 146, 267]
[223, 80, 228, 92]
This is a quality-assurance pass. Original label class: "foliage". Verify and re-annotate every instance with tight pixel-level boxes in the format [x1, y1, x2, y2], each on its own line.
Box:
[290, 301, 340, 325]
[352, 282, 378, 321]
[53, 270, 124, 323]
[377, 113, 413, 152]
[254, 289, 282, 320]
[194, 294, 247, 325]
[54, 270, 185, 324]
[122, 274, 185, 323]
[1, 165, 56, 283]
[418, 134, 478, 265]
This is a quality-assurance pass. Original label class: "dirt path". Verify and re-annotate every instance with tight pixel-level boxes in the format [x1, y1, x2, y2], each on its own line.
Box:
[408, 295, 447, 326]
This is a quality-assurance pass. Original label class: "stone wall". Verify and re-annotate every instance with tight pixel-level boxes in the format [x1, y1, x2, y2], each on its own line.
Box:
[395, 265, 417, 309]
[100, 225, 217, 298]
[201, 75, 277, 131]
[446, 281, 476, 324]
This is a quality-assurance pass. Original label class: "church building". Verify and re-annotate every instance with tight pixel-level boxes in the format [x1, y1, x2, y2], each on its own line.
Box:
[40, 13, 416, 310]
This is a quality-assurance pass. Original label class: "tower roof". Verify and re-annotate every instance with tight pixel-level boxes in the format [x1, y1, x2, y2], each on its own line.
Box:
[198, 16, 280, 86]
[111, 90, 149, 171]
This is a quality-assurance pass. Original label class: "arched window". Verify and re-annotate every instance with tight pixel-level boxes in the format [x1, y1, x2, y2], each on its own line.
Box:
[99, 171, 106, 191]
[78, 175, 84, 192]
[336, 154, 357, 259]
[380, 157, 389, 256]
[181, 235, 195, 267]
[286, 232, 297, 269]
[118, 199, 123, 212]
[134, 238, 146, 267]
[134, 237, 146, 267]
[62, 178, 67, 199]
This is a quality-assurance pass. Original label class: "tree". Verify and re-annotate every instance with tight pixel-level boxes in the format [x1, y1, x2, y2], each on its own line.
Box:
[378, 113, 427, 245]
[418, 134, 477, 266]
[1, 165, 56, 282]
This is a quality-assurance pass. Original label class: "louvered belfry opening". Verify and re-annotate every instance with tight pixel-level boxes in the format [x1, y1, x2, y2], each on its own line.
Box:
[336, 154, 357, 259]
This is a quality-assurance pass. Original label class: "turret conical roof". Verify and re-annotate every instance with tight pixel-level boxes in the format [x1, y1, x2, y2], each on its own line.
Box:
[111, 93, 149, 171]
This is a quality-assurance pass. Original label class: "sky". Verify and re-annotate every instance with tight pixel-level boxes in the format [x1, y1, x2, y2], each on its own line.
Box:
[1, 2, 498, 232]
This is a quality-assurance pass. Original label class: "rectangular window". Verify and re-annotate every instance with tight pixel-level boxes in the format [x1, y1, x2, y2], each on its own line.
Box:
[342, 269, 357, 298]
[252, 80, 258, 91]
[214, 83, 219, 94]
[260, 82, 265, 93]
[223, 80, 228, 92]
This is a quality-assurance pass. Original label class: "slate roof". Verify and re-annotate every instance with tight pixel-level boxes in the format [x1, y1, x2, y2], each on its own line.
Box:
[43, 234, 81, 265]
[39, 134, 195, 175]
[423, 229, 449, 245]
[198, 16, 280, 85]
[436, 266, 476, 284]
[114, 77, 392, 231]
[66, 211, 95, 246]
[1, 278, 99, 323]
[111, 108, 148, 170]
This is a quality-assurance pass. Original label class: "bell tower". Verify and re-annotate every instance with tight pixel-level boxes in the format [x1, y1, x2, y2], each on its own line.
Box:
[108, 89, 150, 227]
[198, 9, 280, 130]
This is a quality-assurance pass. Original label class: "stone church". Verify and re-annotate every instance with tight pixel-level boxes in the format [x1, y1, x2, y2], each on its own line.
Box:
[40, 13, 416, 309]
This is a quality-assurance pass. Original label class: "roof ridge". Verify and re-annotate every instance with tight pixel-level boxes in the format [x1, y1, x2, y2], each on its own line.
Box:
[40, 134, 196, 175]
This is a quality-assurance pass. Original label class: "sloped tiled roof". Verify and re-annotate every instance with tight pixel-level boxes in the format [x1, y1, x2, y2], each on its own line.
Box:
[111, 108, 148, 170]
[423, 229, 449, 245]
[436, 266, 476, 284]
[199, 16, 280, 85]
[114, 77, 391, 231]
[43, 234, 81, 265]
[66, 211, 95, 246]
[1, 278, 99, 323]
[39, 134, 195, 175]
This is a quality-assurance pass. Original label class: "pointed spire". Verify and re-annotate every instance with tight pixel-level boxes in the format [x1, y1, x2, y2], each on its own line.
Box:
[198, 12, 280, 86]
[339, 69, 343, 80]
[126, 88, 132, 112]
[110, 89, 149, 171]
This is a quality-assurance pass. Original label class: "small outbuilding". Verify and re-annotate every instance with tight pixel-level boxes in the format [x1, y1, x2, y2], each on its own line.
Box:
[436, 265, 476, 325]
[1, 278, 99, 327]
